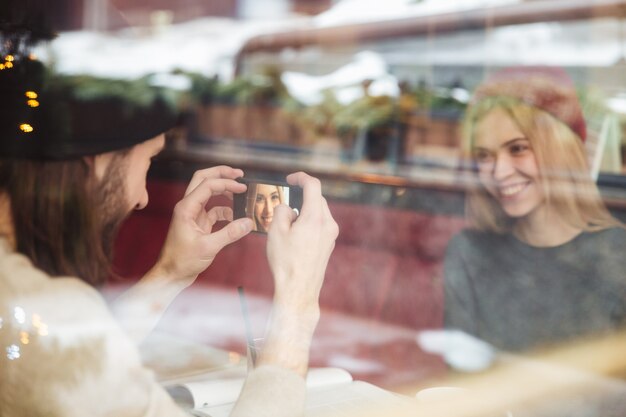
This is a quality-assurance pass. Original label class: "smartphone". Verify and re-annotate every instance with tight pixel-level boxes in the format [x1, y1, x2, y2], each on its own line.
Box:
[234, 177, 303, 234]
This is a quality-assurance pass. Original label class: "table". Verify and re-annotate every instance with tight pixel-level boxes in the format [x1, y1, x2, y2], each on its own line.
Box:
[118, 284, 447, 390]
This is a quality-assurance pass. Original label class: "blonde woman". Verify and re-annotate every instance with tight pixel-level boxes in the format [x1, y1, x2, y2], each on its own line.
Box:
[444, 67, 626, 352]
[246, 183, 285, 232]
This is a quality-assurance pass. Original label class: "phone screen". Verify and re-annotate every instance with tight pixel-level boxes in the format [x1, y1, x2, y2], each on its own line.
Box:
[234, 178, 303, 233]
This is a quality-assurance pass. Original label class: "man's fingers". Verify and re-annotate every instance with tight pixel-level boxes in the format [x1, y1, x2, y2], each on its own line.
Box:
[286, 171, 319, 189]
[177, 178, 245, 219]
[206, 206, 234, 223]
[198, 206, 233, 231]
[321, 197, 330, 215]
[321, 198, 339, 239]
[185, 166, 245, 196]
[286, 172, 321, 214]
[270, 204, 297, 234]
[203, 218, 253, 252]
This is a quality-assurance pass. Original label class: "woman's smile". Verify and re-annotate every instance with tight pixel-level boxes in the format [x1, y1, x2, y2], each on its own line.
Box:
[498, 181, 531, 198]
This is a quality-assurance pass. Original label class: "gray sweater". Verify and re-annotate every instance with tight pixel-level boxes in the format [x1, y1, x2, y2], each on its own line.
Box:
[444, 227, 626, 352]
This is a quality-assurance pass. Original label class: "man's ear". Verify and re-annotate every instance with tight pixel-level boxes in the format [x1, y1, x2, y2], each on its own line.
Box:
[83, 155, 95, 171]
[85, 153, 113, 181]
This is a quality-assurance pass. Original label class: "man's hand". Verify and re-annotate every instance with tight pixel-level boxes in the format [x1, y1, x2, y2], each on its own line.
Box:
[154, 166, 254, 286]
[254, 172, 339, 376]
[112, 166, 253, 343]
[267, 172, 339, 313]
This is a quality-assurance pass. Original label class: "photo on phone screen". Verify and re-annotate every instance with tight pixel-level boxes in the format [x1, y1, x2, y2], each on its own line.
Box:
[234, 178, 303, 234]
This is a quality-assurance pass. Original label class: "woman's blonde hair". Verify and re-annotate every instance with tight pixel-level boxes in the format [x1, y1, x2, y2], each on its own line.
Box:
[462, 96, 622, 233]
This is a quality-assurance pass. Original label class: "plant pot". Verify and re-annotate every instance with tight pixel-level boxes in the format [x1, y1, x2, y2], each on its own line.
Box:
[365, 123, 406, 164]
[365, 125, 392, 162]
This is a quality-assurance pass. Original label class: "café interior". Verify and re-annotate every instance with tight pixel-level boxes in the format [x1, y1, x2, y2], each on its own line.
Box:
[7, 0, 626, 415]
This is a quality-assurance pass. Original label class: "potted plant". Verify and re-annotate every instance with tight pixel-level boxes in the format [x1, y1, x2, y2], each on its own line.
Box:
[333, 81, 398, 162]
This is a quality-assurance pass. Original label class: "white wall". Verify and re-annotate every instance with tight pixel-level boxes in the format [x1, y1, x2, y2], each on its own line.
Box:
[238, 0, 290, 19]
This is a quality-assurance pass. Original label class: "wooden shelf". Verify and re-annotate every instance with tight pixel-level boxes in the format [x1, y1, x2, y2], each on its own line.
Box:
[152, 140, 626, 215]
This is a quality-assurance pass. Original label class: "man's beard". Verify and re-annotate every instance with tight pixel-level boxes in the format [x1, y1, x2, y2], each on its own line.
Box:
[96, 154, 132, 260]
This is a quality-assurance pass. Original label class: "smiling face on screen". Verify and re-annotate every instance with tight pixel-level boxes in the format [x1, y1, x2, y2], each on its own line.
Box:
[254, 184, 282, 232]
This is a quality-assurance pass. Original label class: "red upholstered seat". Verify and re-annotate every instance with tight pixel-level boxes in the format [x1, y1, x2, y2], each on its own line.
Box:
[321, 245, 398, 320]
[112, 179, 465, 330]
[378, 256, 444, 329]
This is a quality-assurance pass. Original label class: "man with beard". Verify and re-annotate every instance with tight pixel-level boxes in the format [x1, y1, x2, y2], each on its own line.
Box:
[0, 18, 338, 417]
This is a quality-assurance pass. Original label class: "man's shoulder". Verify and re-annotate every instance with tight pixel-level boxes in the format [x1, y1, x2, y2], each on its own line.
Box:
[0, 247, 108, 328]
[0, 250, 173, 417]
[0, 249, 100, 298]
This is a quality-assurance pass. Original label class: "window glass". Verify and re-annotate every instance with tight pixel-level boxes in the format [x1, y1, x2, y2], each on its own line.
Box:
[24, 1, 626, 415]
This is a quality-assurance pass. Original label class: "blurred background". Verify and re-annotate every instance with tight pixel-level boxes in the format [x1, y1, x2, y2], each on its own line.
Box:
[33, 0, 626, 206]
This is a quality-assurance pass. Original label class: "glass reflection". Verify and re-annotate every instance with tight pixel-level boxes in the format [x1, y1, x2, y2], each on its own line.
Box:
[6, 344, 20, 361]
[13, 306, 25, 324]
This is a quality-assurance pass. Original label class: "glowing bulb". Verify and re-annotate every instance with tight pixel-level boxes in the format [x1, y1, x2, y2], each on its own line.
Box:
[5, 62, 13, 69]
[5, 55, 14, 62]
[6, 344, 20, 360]
[19, 124, 34, 133]
[14, 306, 26, 323]
[25, 91, 38, 99]
[20, 331, 29, 345]
[0, 64, 5, 70]
[27, 100, 39, 108]
[29, 54, 37, 60]
[32, 314, 41, 328]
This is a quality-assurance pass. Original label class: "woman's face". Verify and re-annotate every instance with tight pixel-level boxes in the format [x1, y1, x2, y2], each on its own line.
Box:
[254, 184, 281, 232]
[473, 108, 545, 219]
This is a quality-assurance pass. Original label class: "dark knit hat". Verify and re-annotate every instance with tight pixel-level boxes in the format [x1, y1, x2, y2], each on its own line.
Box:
[0, 54, 177, 160]
[0, 0, 177, 161]
[471, 66, 586, 142]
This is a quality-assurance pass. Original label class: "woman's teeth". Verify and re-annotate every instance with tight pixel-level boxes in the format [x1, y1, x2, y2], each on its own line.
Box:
[500, 183, 527, 196]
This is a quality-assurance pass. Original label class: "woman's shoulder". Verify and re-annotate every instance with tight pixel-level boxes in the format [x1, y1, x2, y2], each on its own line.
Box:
[577, 226, 626, 253]
[599, 225, 626, 237]
[575, 226, 626, 244]
[449, 228, 508, 246]
[446, 228, 510, 256]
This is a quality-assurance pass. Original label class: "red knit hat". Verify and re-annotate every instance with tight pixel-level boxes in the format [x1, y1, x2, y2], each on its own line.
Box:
[471, 66, 587, 142]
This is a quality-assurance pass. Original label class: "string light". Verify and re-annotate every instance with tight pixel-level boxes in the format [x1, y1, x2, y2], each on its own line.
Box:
[27, 100, 39, 108]
[1, 55, 15, 70]
[6, 344, 20, 360]
[31, 314, 49, 336]
[25, 91, 38, 99]
[14, 306, 26, 323]
[19, 124, 34, 133]
[32, 314, 42, 328]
